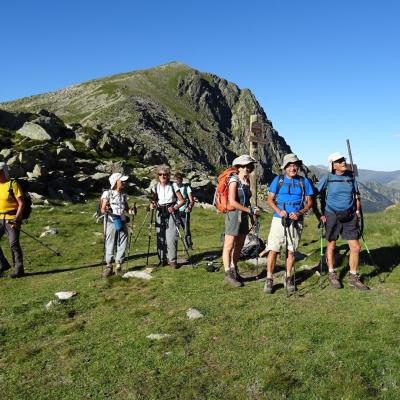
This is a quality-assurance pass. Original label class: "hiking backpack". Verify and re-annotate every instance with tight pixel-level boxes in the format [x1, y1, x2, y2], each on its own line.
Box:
[8, 179, 33, 221]
[214, 167, 238, 213]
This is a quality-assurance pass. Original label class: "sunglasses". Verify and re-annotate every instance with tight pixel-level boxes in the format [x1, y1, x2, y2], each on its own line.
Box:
[238, 165, 254, 170]
[158, 173, 168, 177]
[334, 158, 346, 164]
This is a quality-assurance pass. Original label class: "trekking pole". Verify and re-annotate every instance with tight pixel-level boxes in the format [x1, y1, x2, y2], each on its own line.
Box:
[347, 139, 379, 282]
[146, 208, 155, 267]
[318, 222, 325, 289]
[360, 235, 383, 283]
[128, 209, 150, 254]
[286, 223, 298, 297]
[171, 212, 196, 268]
[282, 219, 290, 298]
[125, 202, 137, 272]
[20, 228, 61, 256]
[102, 213, 108, 264]
[254, 215, 260, 277]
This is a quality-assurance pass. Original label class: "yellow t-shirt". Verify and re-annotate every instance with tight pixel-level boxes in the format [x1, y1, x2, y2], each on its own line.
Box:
[0, 180, 23, 220]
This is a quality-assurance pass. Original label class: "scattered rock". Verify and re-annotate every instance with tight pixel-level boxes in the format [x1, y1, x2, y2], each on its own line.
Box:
[123, 270, 153, 280]
[17, 122, 52, 141]
[45, 300, 60, 309]
[55, 291, 78, 300]
[146, 333, 171, 340]
[186, 308, 204, 320]
[40, 227, 59, 237]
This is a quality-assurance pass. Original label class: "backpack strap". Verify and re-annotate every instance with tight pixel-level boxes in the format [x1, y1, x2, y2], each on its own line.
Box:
[274, 175, 305, 210]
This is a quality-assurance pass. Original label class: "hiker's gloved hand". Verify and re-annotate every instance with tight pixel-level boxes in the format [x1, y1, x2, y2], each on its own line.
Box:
[320, 215, 327, 224]
[168, 206, 176, 214]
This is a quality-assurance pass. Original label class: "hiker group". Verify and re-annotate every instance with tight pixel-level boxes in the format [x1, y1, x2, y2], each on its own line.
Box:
[0, 148, 370, 292]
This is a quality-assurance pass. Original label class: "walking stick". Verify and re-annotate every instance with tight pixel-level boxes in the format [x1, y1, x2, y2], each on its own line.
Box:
[360, 235, 383, 283]
[146, 208, 155, 267]
[125, 202, 137, 272]
[282, 219, 290, 297]
[286, 222, 298, 297]
[170, 212, 196, 268]
[318, 222, 325, 289]
[20, 228, 61, 256]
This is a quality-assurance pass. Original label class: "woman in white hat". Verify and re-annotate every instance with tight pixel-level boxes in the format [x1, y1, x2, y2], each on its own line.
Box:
[222, 154, 259, 287]
[100, 172, 136, 277]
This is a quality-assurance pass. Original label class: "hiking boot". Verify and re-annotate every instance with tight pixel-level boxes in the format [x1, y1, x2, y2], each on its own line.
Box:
[10, 270, 25, 279]
[284, 276, 296, 294]
[115, 263, 122, 275]
[224, 269, 243, 288]
[263, 278, 274, 294]
[348, 273, 369, 291]
[168, 260, 178, 269]
[102, 265, 113, 278]
[328, 271, 342, 289]
[0, 262, 11, 274]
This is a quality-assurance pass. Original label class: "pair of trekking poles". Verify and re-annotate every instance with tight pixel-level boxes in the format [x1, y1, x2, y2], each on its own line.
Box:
[123, 204, 195, 270]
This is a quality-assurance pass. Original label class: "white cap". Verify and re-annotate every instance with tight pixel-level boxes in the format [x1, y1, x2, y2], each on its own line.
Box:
[109, 172, 128, 189]
[328, 152, 346, 172]
[232, 154, 256, 167]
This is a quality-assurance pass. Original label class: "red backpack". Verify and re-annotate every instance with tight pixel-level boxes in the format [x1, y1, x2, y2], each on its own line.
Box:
[214, 167, 238, 213]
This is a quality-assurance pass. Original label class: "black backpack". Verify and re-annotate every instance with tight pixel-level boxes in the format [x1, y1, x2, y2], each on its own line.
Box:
[239, 233, 266, 260]
[9, 179, 32, 221]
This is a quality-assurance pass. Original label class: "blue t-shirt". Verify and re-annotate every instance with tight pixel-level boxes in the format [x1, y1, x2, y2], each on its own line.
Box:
[269, 175, 314, 218]
[317, 172, 358, 214]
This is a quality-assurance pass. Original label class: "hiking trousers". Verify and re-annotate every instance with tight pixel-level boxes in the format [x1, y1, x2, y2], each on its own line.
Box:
[177, 210, 193, 248]
[104, 219, 128, 265]
[155, 210, 178, 263]
[0, 219, 24, 274]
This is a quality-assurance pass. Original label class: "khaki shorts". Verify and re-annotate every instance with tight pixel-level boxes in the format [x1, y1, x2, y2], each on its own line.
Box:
[267, 217, 303, 252]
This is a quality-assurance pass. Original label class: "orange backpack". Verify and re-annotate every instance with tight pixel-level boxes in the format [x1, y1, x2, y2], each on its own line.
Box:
[214, 167, 238, 213]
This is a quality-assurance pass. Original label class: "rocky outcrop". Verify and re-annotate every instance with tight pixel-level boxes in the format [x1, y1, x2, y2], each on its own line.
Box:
[0, 62, 314, 202]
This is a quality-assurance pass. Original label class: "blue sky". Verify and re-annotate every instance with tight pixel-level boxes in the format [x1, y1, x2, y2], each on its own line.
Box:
[1, 0, 399, 171]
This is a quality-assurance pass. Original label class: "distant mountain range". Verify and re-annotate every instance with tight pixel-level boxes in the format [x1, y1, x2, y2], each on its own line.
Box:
[309, 165, 400, 212]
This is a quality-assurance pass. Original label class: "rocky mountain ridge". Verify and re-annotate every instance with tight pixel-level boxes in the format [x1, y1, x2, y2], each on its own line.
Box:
[0, 62, 299, 204]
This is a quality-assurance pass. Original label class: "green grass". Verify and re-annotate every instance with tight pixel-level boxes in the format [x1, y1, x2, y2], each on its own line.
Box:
[0, 201, 399, 399]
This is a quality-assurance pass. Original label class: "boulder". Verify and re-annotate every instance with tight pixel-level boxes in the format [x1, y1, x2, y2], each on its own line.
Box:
[0, 149, 12, 159]
[17, 122, 52, 141]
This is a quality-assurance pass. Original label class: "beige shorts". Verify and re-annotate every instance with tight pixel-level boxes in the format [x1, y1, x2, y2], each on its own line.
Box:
[267, 217, 303, 253]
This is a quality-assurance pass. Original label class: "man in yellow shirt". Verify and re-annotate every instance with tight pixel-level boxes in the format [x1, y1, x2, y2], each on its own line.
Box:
[0, 162, 25, 278]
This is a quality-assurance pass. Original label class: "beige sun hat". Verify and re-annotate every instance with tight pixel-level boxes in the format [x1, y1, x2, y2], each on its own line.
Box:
[280, 153, 302, 169]
[232, 154, 256, 167]
[328, 152, 346, 172]
[109, 172, 128, 189]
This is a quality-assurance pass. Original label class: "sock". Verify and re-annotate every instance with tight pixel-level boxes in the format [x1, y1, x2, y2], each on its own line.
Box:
[328, 268, 335, 273]
[349, 271, 357, 275]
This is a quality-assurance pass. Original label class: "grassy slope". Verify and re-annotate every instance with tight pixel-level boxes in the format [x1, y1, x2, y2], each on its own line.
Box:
[0, 201, 399, 400]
